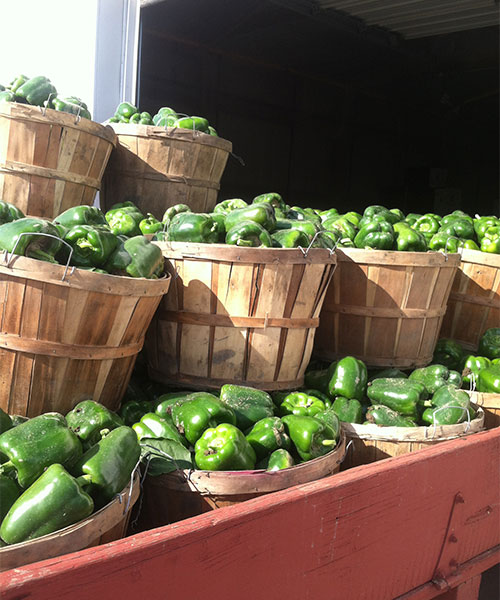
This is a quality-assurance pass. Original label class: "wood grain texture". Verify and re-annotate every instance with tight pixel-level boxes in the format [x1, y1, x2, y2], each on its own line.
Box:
[0, 103, 115, 218]
[145, 244, 336, 390]
[0, 473, 140, 572]
[0, 255, 170, 416]
[440, 249, 500, 350]
[100, 124, 232, 217]
[468, 391, 500, 429]
[315, 249, 460, 368]
[1, 429, 498, 600]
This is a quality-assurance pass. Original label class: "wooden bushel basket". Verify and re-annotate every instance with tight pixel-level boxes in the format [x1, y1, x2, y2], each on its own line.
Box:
[439, 249, 500, 351]
[146, 243, 337, 391]
[0, 254, 170, 417]
[140, 432, 346, 528]
[100, 124, 232, 216]
[468, 391, 500, 430]
[314, 249, 461, 368]
[341, 407, 484, 470]
[0, 103, 116, 219]
[0, 473, 140, 572]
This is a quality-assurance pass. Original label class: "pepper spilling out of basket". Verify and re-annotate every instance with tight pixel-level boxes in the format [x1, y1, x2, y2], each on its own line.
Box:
[0, 74, 91, 119]
[107, 102, 218, 136]
[131, 194, 499, 253]
[0, 405, 140, 545]
[0, 201, 164, 278]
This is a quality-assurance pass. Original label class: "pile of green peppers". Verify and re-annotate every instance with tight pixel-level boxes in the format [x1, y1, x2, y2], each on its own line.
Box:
[118, 378, 341, 474]
[0, 403, 140, 545]
[108, 102, 218, 135]
[145, 194, 499, 253]
[0, 200, 164, 279]
[0, 74, 91, 119]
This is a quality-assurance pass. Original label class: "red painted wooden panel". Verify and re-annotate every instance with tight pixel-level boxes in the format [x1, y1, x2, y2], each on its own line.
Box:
[2, 429, 499, 600]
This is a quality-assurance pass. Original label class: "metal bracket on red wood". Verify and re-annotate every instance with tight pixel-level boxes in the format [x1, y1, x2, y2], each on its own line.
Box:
[431, 492, 467, 591]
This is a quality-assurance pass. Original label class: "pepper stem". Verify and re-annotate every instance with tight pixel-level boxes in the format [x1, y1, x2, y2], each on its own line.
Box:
[0, 460, 15, 475]
[75, 474, 93, 488]
[321, 439, 337, 447]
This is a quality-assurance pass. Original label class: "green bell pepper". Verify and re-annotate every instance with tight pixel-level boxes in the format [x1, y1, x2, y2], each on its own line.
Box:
[441, 211, 473, 226]
[0, 474, 21, 522]
[409, 364, 462, 395]
[139, 214, 163, 235]
[421, 385, 471, 426]
[7, 74, 29, 94]
[52, 97, 91, 120]
[328, 356, 368, 401]
[155, 391, 193, 418]
[433, 339, 465, 371]
[258, 448, 295, 471]
[162, 204, 191, 225]
[0, 201, 24, 225]
[213, 199, 248, 214]
[0, 464, 94, 545]
[279, 392, 326, 418]
[393, 222, 427, 252]
[104, 235, 164, 278]
[368, 368, 408, 381]
[0, 217, 62, 263]
[54, 205, 107, 228]
[462, 355, 491, 388]
[72, 426, 140, 509]
[313, 409, 341, 441]
[220, 385, 275, 431]
[0, 90, 16, 103]
[166, 212, 220, 243]
[105, 206, 144, 237]
[153, 107, 177, 125]
[119, 399, 154, 426]
[245, 417, 291, 460]
[16, 76, 57, 106]
[354, 221, 395, 250]
[413, 214, 440, 237]
[174, 116, 210, 133]
[225, 204, 276, 233]
[0, 408, 13, 434]
[474, 216, 500, 240]
[172, 392, 236, 445]
[428, 233, 461, 253]
[226, 221, 273, 247]
[0, 413, 82, 488]
[132, 412, 188, 447]
[366, 405, 417, 427]
[480, 227, 500, 253]
[271, 228, 310, 248]
[115, 102, 137, 119]
[282, 414, 337, 461]
[304, 368, 331, 395]
[66, 400, 124, 451]
[62, 225, 118, 268]
[252, 193, 286, 212]
[439, 218, 475, 241]
[195, 423, 256, 470]
[477, 364, 500, 394]
[322, 217, 357, 241]
[367, 378, 427, 418]
[331, 396, 363, 423]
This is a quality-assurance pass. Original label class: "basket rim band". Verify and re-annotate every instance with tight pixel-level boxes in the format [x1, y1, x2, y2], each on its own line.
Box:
[448, 291, 499, 309]
[157, 310, 319, 329]
[321, 305, 446, 318]
[104, 169, 221, 190]
[0, 160, 101, 190]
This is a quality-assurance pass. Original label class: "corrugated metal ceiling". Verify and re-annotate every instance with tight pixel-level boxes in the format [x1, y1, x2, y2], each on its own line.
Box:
[318, 0, 499, 38]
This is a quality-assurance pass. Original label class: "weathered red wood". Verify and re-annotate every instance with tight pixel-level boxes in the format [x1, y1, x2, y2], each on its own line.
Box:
[1, 429, 499, 600]
[436, 575, 482, 600]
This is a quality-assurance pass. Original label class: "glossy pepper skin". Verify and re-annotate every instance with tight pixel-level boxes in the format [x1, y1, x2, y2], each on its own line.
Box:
[474, 216, 500, 240]
[480, 227, 500, 253]
[369, 368, 408, 381]
[253, 192, 286, 213]
[139, 214, 162, 235]
[162, 204, 191, 225]
[0, 408, 13, 434]
[72, 426, 140, 509]
[478, 328, 500, 360]
[166, 212, 219, 243]
[282, 415, 337, 461]
[105, 235, 164, 278]
[7, 74, 29, 94]
[428, 233, 461, 253]
[155, 391, 193, 418]
[439, 218, 475, 241]
[433, 339, 465, 371]
[413, 215, 440, 237]
[366, 405, 417, 427]
[153, 107, 177, 125]
[17, 76, 57, 106]
[331, 396, 363, 423]
[132, 412, 188, 448]
[0, 217, 62, 263]
[279, 392, 326, 418]
[409, 364, 462, 395]
[462, 355, 491, 387]
[328, 356, 368, 401]
[245, 417, 291, 460]
[116, 102, 137, 119]
[226, 221, 273, 247]
[172, 392, 236, 445]
[62, 225, 118, 268]
[477, 364, 500, 394]
[54, 205, 107, 228]
[421, 385, 471, 426]
[323, 217, 357, 241]
[224, 204, 277, 234]
[354, 221, 395, 250]
[119, 399, 153, 426]
[0, 413, 82, 488]
[271, 228, 310, 248]
[258, 448, 295, 471]
[367, 378, 427, 419]
[174, 116, 210, 133]
[52, 97, 91, 120]
[195, 423, 256, 471]
[66, 400, 124, 451]
[0, 201, 24, 225]
[213, 198, 248, 214]
[105, 206, 144, 237]
[0, 464, 94, 545]
[393, 222, 427, 252]
[0, 474, 21, 522]
[314, 409, 341, 441]
[220, 385, 275, 431]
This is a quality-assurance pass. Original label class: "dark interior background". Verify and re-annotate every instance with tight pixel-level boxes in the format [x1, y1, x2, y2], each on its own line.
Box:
[137, 0, 499, 216]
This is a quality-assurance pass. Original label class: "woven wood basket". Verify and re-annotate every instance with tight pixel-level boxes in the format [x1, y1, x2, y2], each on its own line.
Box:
[341, 407, 484, 470]
[439, 249, 500, 351]
[0, 254, 170, 417]
[100, 124, 232, 217]
[0, 103, 116, 219]
[146, 243, 337, 391]
[139, 433, 346, 528]
[468, 391, 500, 430]
[314, 249, 461, 368]
[0, 473, 140, 572]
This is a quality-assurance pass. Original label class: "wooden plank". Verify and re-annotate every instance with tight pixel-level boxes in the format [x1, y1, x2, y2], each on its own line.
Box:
[2, 429, 498, 600]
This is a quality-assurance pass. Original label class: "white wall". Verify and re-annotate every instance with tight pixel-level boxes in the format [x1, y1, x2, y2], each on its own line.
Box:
[0, 0, 140, 122]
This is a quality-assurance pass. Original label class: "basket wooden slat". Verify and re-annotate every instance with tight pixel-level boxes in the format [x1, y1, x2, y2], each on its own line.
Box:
[468, 391, 500, 429]
[139, 433, 346, 528]
[0, 473, 140, 572]
[0, 255, 170, 416]
[0, 103, 116, 219]
[314, 249, 461, 368]
[341, 407, 484, 470]
[146, 243, 336, 390]
[100, 124, 232, 217]
[440, 249, 500, 350]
